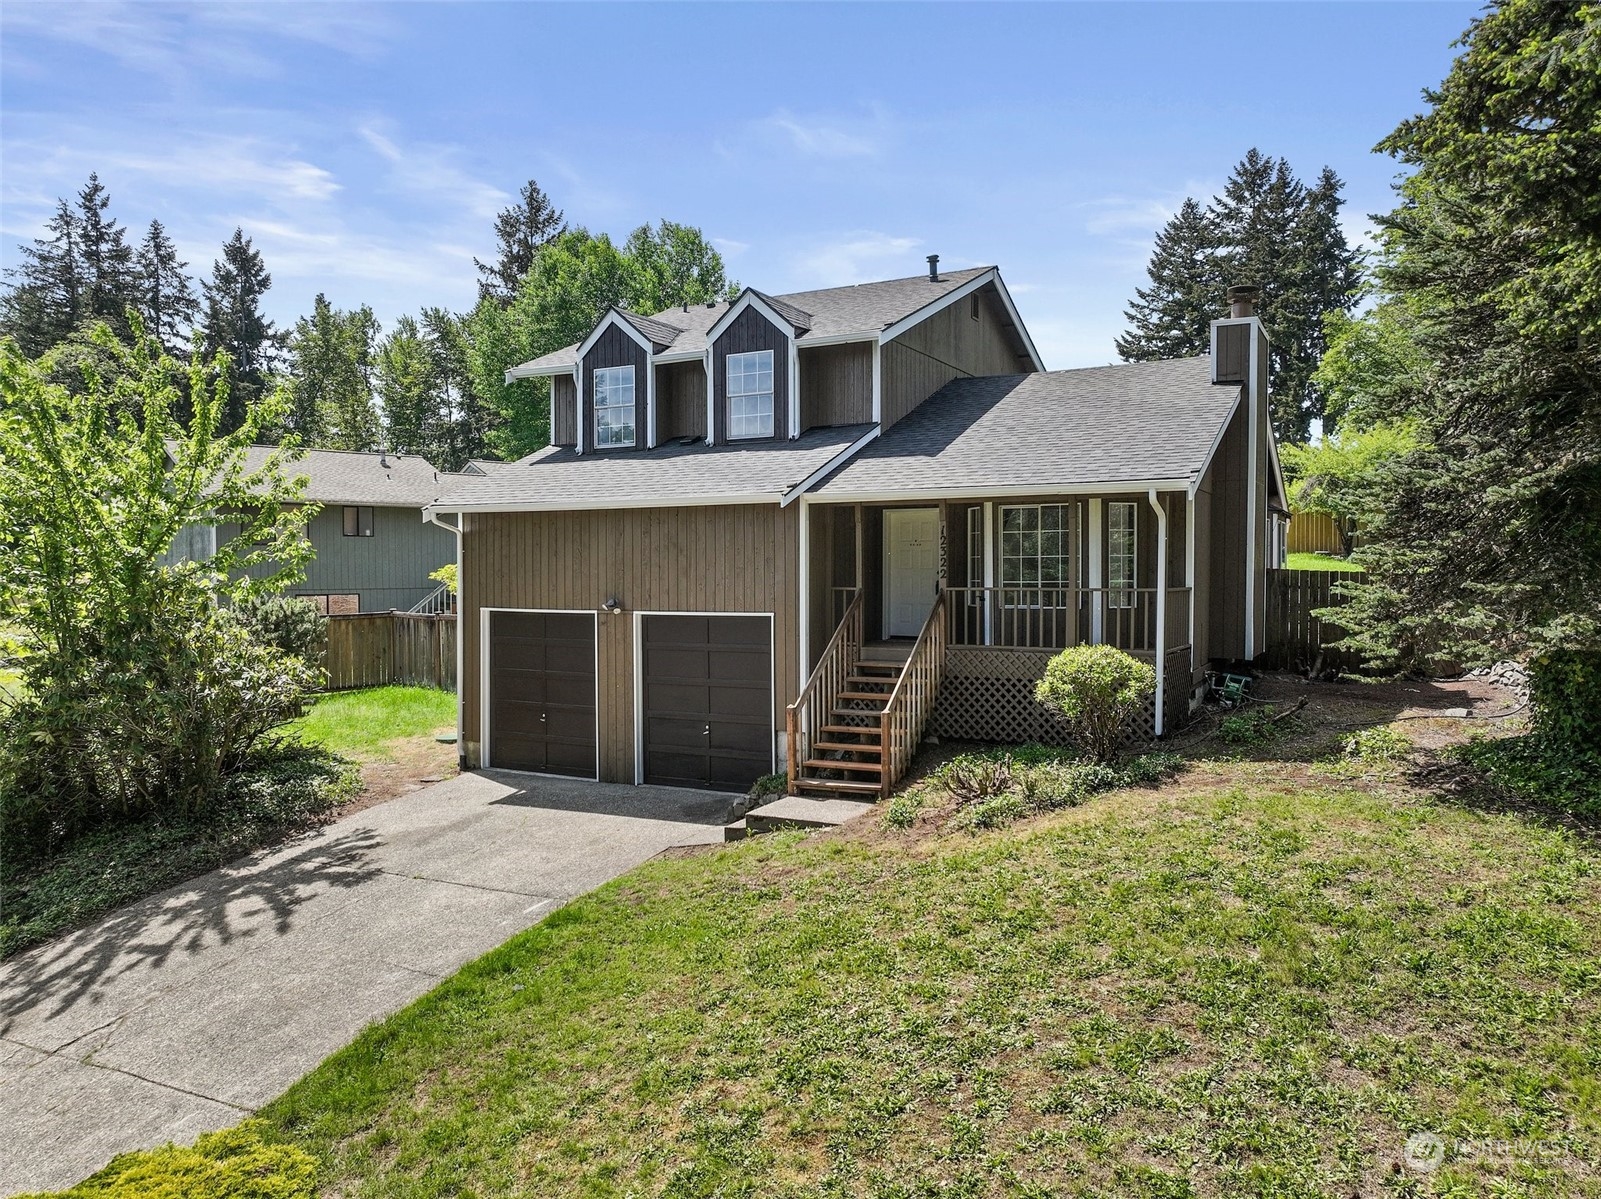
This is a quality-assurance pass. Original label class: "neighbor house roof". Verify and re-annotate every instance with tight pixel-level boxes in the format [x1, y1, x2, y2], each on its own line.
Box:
[507, 266, 1015, 377]
[235, 446, 449, 508]
[458, 458, 517, 476]
[812, 357, 1241, 498]
[426, 424, 876, 513]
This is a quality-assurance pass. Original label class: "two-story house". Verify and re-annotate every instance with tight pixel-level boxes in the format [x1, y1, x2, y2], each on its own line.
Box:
[427, 262, 1285, 796]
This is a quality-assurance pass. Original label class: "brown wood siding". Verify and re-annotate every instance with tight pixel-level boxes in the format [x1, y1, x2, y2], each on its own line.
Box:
[1214, 322, 1249, 383]
[460, 503, 799, 781]
[581, 323, 649, 451]
[552, 374, 577, 447]
[879, 283, 1029, 430]
[1191, 484, 1213, 674]
[654, 360, 708, 442]
[1249, 324, 1271, 658]
[711, 305, 789, 445]
[1203, 400, 1249, 661]
[799, 341, 873, 430]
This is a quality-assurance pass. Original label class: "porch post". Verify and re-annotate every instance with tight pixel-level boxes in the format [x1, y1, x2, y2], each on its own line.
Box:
[1088, 499, 1104, 643]
[798, 496, 810, 679]
[982, 500, 995, 645]
[1147, 489, 1168, 737]
[854, 503, 864, 591]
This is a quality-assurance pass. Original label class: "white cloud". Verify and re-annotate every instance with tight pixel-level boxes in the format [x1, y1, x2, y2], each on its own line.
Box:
[1079, 197, 1176, 238]
[713, 237, 751, 258]
[358, 124, 508, 220]
[793, 232, 923, 286]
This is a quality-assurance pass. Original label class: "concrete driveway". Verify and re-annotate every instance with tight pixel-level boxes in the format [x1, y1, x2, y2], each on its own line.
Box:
[0, 771, 728, 1195]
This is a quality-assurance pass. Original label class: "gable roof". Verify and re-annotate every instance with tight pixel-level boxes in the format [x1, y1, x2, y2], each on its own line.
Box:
[426, 424, 875, 514]
[507, 266, 1006, 378]
[812, 358, 1241, 498]
[459, 458, 516, 476]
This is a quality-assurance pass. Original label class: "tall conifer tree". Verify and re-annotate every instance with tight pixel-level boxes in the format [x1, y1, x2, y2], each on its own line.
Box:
[201, 228, 278, 434]
[1115, 199, 1224, 362]
[474, 180, 565, 305]
[136, 220, 198, 357]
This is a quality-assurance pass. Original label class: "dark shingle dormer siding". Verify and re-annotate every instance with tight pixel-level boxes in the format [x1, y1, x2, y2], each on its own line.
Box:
[582, 323, 649, 451]
[712, 305, 789, 444]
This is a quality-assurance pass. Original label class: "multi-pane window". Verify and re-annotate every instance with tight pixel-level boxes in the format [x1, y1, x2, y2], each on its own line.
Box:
[1108, 501, 1137, 608]
[593, 365, 635, 449]
[342, 506, 374, 537]
[1000, 504, 1070, 602]
[726, 349, 774, 439]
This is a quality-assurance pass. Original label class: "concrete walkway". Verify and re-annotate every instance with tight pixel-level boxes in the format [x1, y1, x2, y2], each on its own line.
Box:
[0, 772, 728, 1195]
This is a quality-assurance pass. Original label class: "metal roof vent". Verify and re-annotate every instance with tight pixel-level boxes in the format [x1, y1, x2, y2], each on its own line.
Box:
[1227, 285, 1260, 318]
[927, 254, 940, 282]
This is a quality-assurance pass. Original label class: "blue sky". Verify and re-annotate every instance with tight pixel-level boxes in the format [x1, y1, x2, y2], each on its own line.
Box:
[2, 2, 1477, 369]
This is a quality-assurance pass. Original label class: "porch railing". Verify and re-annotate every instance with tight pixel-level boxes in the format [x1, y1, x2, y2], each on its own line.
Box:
[829, 586, 857, 631]
[880, 592, 948, 792]
[787, 589, 863, 793]
[943, 586, 1191, 654]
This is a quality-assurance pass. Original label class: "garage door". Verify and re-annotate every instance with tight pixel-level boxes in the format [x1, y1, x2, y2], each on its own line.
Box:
[641, 615, 772, 790]
[488, 611, 596, 777]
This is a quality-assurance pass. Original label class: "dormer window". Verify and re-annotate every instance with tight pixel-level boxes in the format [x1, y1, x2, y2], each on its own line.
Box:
[727, 350, 775, 439]
[593, 365, 636, 449]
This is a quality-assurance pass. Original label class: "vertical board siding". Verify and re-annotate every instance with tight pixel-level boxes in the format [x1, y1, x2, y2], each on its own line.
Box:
[711, 306, 789, 445]
[267, 505, 454, 612]
[552, 374, 577, 446]
[1287, 511, 1345, 554]
[1262, 568, 1363, 672]
[798, 342, 874, 429]
[1214, 323, 1249, 383]
[1203, 400, 1248, 660]
[655, 360, 709, 441]
[581, 324, 649, 451]
[879, 283, 1031, 430]
[461, 504, 799, 781]
[321, 612, 456, 691]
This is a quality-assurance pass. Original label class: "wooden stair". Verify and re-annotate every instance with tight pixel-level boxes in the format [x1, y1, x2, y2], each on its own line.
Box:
[792, 655, 905, 799]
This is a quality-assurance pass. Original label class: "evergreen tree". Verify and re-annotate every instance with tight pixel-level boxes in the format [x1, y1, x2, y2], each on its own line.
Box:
[0, 200, 83, 357]
[421, 306, 493, 469]
[201, 229, 278, 434]
[135, 220, 198, 357]
[1114, 199, 1224, 362]
[1116, 152, 1362, 442]
[74, 173, 138, 337]
[474, 179, 565, 305]
[377, 314, 438, 459]
[284, 293, 379, 451]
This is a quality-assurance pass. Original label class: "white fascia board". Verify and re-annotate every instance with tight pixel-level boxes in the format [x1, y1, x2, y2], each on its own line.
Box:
[654, 349, 705, 364]
[1266, 429, 1289, 507]
[427, 492, 783, 516]
[989, 269, 1046, 372]
[811, 478, 1191, 505]
[706, 289, 802, 345]
[794, 331, 877, 349]
[1188, 388, 1246, 497]
[878, 269, 998, 344]
[575, 308, 654, 362]
[506, 360, 575, 382]
[778, 426, 881, 507]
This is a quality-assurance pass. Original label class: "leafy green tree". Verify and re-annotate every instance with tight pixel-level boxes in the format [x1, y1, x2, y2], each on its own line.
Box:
[1117, 151, 1363, 442]
[474, 179, 565, 305]
[624, 220, 734, 311]
[1280, 422, 1419, 557]
[1337, 0, 1601, 726]
[377, 314, 438, 458]
[0, 321, 316, 853]
[1115, 198, 1224, 362]
[136, 219, 199, 358]
[1313, 300, 1429, 429]
[202, 228, 279, 434]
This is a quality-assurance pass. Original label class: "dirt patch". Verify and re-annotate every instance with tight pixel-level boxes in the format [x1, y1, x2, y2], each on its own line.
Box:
[333, 736, 460, 818]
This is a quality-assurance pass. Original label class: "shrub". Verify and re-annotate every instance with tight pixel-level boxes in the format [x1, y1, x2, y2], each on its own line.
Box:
[1219, 707, 1300, 747]
[235, 594, 327, 668]
[1528, 649, 1601, 750]
[1034, 645, 1157, 763]
[1457, 736, 1601, 816]
[748, 772, 787, 802]
[1342, 725, 1411, 762]
[23, 1119, 317, 1198]
[922, 747, 1184, 831]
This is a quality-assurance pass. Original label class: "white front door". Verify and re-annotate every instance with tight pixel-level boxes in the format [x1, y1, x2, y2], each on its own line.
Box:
[883, 507, 940, 637]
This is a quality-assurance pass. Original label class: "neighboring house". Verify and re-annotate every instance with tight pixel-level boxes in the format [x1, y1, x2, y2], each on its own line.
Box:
[427, 263, 1286, 796]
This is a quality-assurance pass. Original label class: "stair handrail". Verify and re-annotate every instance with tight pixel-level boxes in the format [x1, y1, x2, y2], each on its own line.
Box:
[407, 582, 453, 615]
[878, 592, 948, 793]
[786, 589, 863, 793]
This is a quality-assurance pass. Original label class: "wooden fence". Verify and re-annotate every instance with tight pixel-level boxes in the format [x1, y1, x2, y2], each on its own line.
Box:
[322, 612, 456, 692]
[1262, 568, 1364, 673]
[1286, 511, 1347, 555]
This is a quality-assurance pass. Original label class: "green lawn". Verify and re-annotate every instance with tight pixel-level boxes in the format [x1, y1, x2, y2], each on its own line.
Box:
[259, 776, 1601, 1196]
[1285, 551, 1363, 572]
[291, 686, 456, 761]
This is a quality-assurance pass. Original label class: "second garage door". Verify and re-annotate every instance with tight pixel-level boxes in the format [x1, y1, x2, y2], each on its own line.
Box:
[488, 610, 597, 778]
[641, 614, 772, 790]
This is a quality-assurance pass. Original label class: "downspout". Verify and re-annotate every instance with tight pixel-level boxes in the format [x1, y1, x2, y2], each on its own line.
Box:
[425, 508, 465, 768]
[1147, 488, 1167, 738]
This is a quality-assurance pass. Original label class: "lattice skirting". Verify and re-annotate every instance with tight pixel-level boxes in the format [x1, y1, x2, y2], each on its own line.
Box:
[930, 647, 1193, 746]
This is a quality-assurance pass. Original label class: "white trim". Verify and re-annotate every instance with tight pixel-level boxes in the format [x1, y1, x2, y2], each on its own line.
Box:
[1185, 491, 1197, 677]
[576, 307, 654, 362]
[706, 289, 802, 346]
[982, 500, 995, 645]
[428, 491, 782, 518]
[424, 509, 465, 755]
[654, 349, 705, 364]
[631, 611, 777, 787]
[646, 355, 658, 449]
[704, 346, 715, 446]
[881, 506, 940, 636]
[1187, 389, 1245, 498]
[480, 606, 601, 782]
[876, 268, 1046, 372]
[506, 361, 574, 382]
[1147, 489, 1167, 737]
[573, 363, 584, 454]
[1088, 498, 1104, 643]
[814, 479, 1190, 505]
[798, 496, 810, 676]
[591, 362, 641, 452]
[778, 426, 881, 507]
[724, 347, 779, 442]
[1245, 319, 1262, 659]
[871, 341, 882, 424]
[788, 335, 800, 440]
[795, 331, 877, 349]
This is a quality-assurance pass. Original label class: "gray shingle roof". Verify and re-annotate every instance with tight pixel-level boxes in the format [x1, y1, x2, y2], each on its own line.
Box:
[509, 267, 997, 376]
[814, 358, 1240, 496]
[427, 425, 874, 511]
[617, 310, 687, 348]
[234, 446, 448, 507]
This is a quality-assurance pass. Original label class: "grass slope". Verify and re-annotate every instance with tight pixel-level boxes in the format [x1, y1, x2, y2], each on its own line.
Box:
[291, 686, 455, 761]
[1284, 552, 1363, 573]
[266, 780, 1600, 1197]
